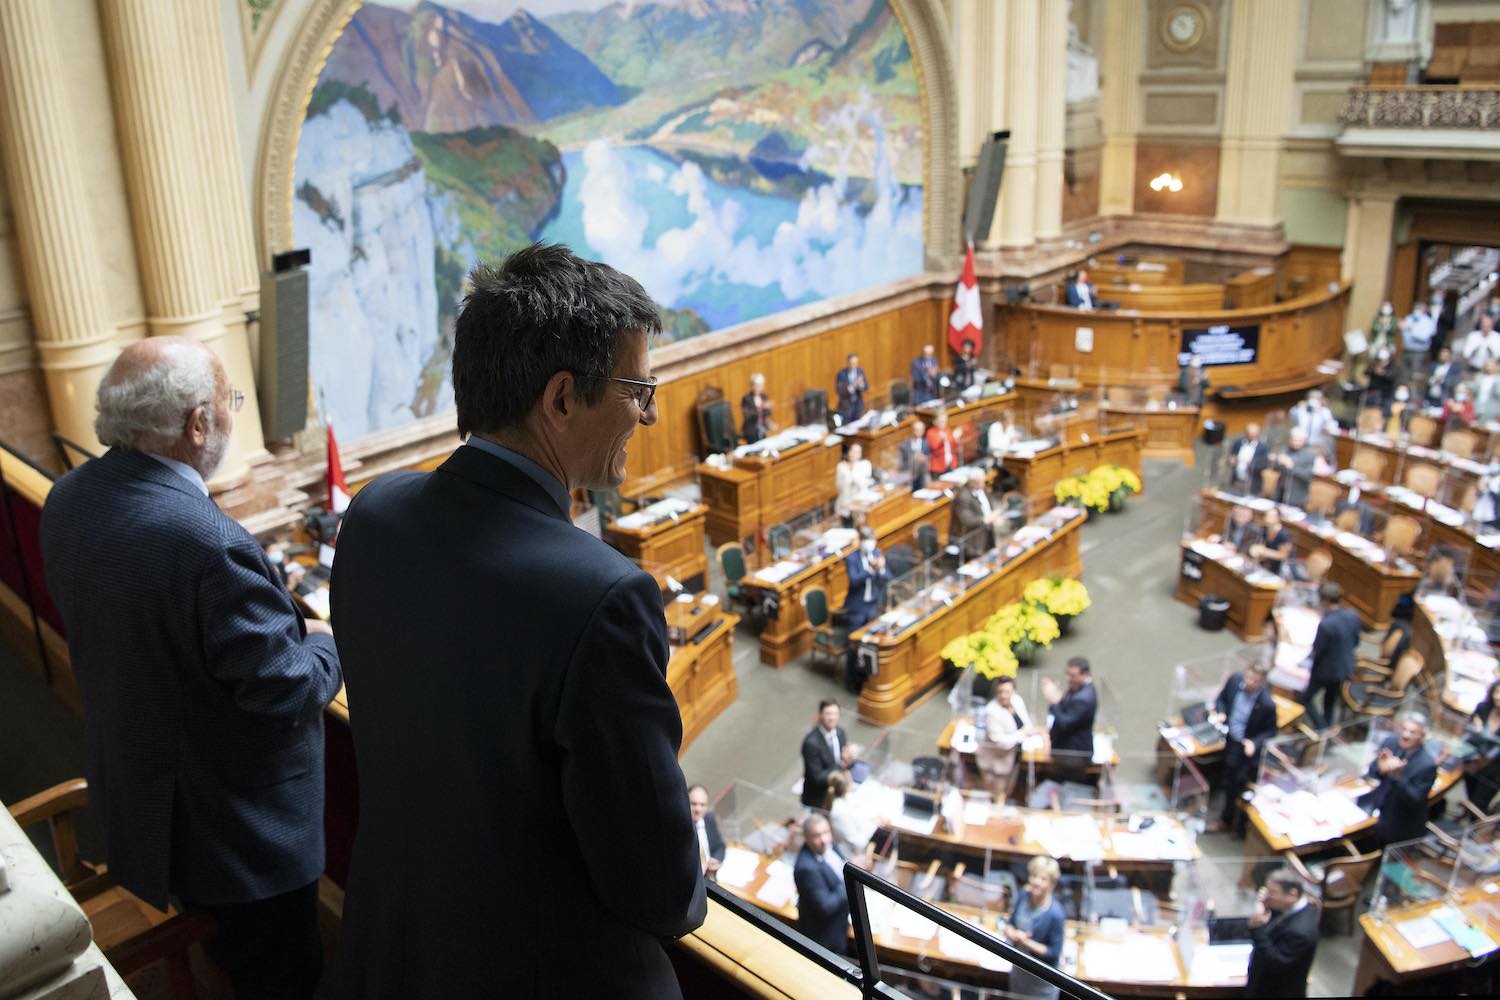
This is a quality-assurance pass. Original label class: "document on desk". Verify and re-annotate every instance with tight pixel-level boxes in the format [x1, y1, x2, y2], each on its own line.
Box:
[937, 925, 997, 965]
[753, 560, 805, 584]
[755, 869, 797, 909]
[890, 906, 938, 942]
[1395, 915, 1451, 950]
[1081, 936, 1177, 982]
[963, 799, 992, 827]
[1431, 906, 1499, 957]
[716, 848, 761, 888]
[1188, 942, 1251, 983]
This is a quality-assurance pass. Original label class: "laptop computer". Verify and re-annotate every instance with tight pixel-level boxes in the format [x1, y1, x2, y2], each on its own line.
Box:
[1181, 703, 1224, 745]
[1207, 915, 1253, 944]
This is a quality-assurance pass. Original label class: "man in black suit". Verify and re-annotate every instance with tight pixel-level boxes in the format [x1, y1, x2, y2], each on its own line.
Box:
[1208, 663, 1278, 832]
[741, 372, 773, 444]
[1359, 713, 1440, 847]
[793, 814, 849, 954]
[835, 352, 869, 424]
[1245, 867, 1320, 998]
[801, 700, 849, 807]
[1226, 422, 1269, 496]
[332, 245, 705, 999]
[910, 343, 941, 405]
[951, 470, 1002, 559]
[1041, 657, 1098, 781]
[1303, 581, 1361, 730]
[40, 338, 343, 1000]
[687, 784, 726, 881]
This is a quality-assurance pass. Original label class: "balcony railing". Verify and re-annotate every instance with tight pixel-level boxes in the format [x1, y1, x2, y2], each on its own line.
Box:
[1339, 85, 1500, 129]
[704, 869, 1114, 1000]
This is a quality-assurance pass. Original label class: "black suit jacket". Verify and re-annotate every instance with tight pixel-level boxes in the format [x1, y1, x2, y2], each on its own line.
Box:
[39, 448, 341, 909]
[1050, 683, 1098, 758]
[1213, 674, 1278, 755]
[332, 444, 705, 999]
[1362, 735, 1439, 845]
[702, 812, 726, 864]
[801, 725, 848, 806]
[1309, 607, 1362, 686]
[1227, 436, 1269, 494]
[793, 844, 849, 954]
[1246, 901, 1320, 998]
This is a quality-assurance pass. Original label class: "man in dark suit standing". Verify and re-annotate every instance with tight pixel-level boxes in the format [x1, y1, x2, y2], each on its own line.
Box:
[740, 372, 773, 444]
[801, 700, 849, 807]
[1207, 663, 1278, 832]
[1359, 713, 1439, 846]
[40, 338, 342, 1000]
[793, 815, 849, 954]
[332, 245, 705, 999]
[687, 784, 726, 881]
[1303, 581, 1361, 730]
[1245, 868, 1320, 998]
[1226, 422, 1269, 496]
[836, 352, 869, 424]
[900, 419, 929, 489]
[1041, 657, 1098, 781]
[842, 528, 888, 693]
[910, 343, 940, 405]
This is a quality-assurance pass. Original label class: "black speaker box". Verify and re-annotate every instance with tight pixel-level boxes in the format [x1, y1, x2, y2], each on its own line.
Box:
[963, 130, 1010, 244]
[259, 257, 310, 441]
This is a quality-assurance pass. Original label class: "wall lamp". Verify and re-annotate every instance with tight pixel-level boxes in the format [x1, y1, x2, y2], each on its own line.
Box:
[1149, 172, 1184, 193]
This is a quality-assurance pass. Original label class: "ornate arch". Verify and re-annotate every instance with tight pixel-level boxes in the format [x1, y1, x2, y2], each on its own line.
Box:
[254, 0, 961, 272]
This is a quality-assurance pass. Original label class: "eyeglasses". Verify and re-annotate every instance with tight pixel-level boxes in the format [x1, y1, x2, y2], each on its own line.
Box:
[229, 388, 245, 413]
[606, 375, 658, 412]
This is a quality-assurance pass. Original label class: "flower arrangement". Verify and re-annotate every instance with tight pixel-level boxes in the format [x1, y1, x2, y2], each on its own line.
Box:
[1023, 577, 1091, 617]
[941, 630, 1019, 680]
[1054, 465, 1141, 512]
[986, 601, 1061, 650]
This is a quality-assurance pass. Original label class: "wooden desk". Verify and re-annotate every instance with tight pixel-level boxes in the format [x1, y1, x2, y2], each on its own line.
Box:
[1001, 427, 1146, 515]
[665, 599, 740, 752]
[1197, 490, 1420, 629]
[1154, 697, 1305, 786]
[1331, 430, 1486, 506]
[719, 843, 1242, 997]
[1103, 402, 1199, 464]
[1091, 256, 1186, 287]
[1241, 768, 1463, 884]
[935, 719, 1121, 785]
[852, 393, 1021, 471]
[1173, 538, 1283, 642]
[1411, 594, 1500, 724]
[1353, 881, 1500, 994]
[1104, 284, 1227, 313]
[853, 510, 1085, 725]
[697, 436, 841, 546]
[603, 502, 709, 591]
[998, 283, 1349, 396]
[1224, 268, 1276, 310]
[743, 490, 955, 667]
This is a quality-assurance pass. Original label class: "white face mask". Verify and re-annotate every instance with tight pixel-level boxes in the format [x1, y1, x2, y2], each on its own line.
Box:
[860, 540, 876, 554]
[1381, 305, 1393, 316]
[1395, 389, 1410, 401]
[267, 549, 284, 564]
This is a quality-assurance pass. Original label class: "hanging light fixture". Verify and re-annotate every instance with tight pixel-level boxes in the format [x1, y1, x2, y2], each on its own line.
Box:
[1149, 172, 1184, 193]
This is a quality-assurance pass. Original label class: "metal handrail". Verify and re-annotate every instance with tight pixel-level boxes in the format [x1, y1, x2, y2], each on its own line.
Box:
[844, 865, 1114, 1000]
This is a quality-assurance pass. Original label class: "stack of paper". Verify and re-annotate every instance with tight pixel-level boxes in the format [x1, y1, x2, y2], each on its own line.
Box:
[716, 848, 761, 888]
[1081, 936, 1178, 982]
[755, 867, 797, 908]
[890, 907, 938, 942]
[963, 799, 992, 827]
[1188, 942, 1251, 983]
[1395, 915, 1450, 950]
[1431, 906, 1500, 957]
[937, 925, 1002, 966]
[753, 560, 805, 584]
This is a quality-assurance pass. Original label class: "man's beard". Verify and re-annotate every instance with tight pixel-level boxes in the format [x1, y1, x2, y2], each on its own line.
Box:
[199, 421, 230, 480]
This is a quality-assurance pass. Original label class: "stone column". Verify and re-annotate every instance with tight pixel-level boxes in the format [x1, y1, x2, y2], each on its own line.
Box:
[99, 0, 261, 487]
[176, 0, 269, 453]
[1344, 192, 1399, 333]
[1033, 0, 1068, 241]
[997, 0, 1039, 249]
[1097, 0, 1143, 216]
[1216, 0, 1299, 226]
[0, 0, 118, 452]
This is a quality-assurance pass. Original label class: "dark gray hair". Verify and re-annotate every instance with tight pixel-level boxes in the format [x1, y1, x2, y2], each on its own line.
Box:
[95, 342, 219, 452]
[452, 243, 660, 437]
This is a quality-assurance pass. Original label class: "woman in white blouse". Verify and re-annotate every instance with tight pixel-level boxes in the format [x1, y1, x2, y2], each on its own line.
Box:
[834, 442, 874, 526]
[976, 676, 1037, 801]
[825, 770, 888, 859]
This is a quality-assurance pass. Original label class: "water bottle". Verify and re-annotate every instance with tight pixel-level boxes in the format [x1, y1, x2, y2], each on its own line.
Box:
[1373, 895, 1388, 924]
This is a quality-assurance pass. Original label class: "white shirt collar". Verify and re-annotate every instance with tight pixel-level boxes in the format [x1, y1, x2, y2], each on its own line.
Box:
[146, 453, 208, 496]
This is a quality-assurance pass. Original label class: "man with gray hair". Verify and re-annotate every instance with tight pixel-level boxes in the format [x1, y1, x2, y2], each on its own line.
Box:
[1359, 711, 1438, 846]
[39, 337, 342, 999]
[792, 813, 850, 954]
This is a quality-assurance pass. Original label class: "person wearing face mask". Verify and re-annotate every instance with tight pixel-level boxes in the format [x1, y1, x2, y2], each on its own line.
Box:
[1366, 343, 1396, 412]
[1424, 346, 1463, 408]
[1387, 384, 1413, 436]
[1472, 466, 1500, 527]
[1369, 300, 1399, 358]
[841, 528, 888, 691]
[1460, 315, 1500, 374]
[1444, 381, 1476, 427]
[1476, 360, 1500, 424]
[1398, 302, 1435, 388]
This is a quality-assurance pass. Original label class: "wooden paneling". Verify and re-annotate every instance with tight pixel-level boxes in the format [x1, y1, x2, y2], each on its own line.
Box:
[626, 298, 948, 495]
[1224, 268, 1277, 309]
[1105, 283, 1227, 312]
[1279, 245, 1344, 300]
[996, 282, 1350, 391]
[1133, 141, 1220, 217]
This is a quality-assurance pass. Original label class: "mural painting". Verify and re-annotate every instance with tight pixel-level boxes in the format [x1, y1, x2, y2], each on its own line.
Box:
[293, 0, 925, 438]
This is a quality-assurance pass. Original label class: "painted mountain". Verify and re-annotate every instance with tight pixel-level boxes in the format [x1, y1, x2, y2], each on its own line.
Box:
[323, 2, 625, 131]
[295, 0, 924, 440]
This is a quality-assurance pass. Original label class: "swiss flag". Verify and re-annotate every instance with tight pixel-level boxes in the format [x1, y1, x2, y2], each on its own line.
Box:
[948, 242, 983, 354]
[327, 423, 350, 515]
